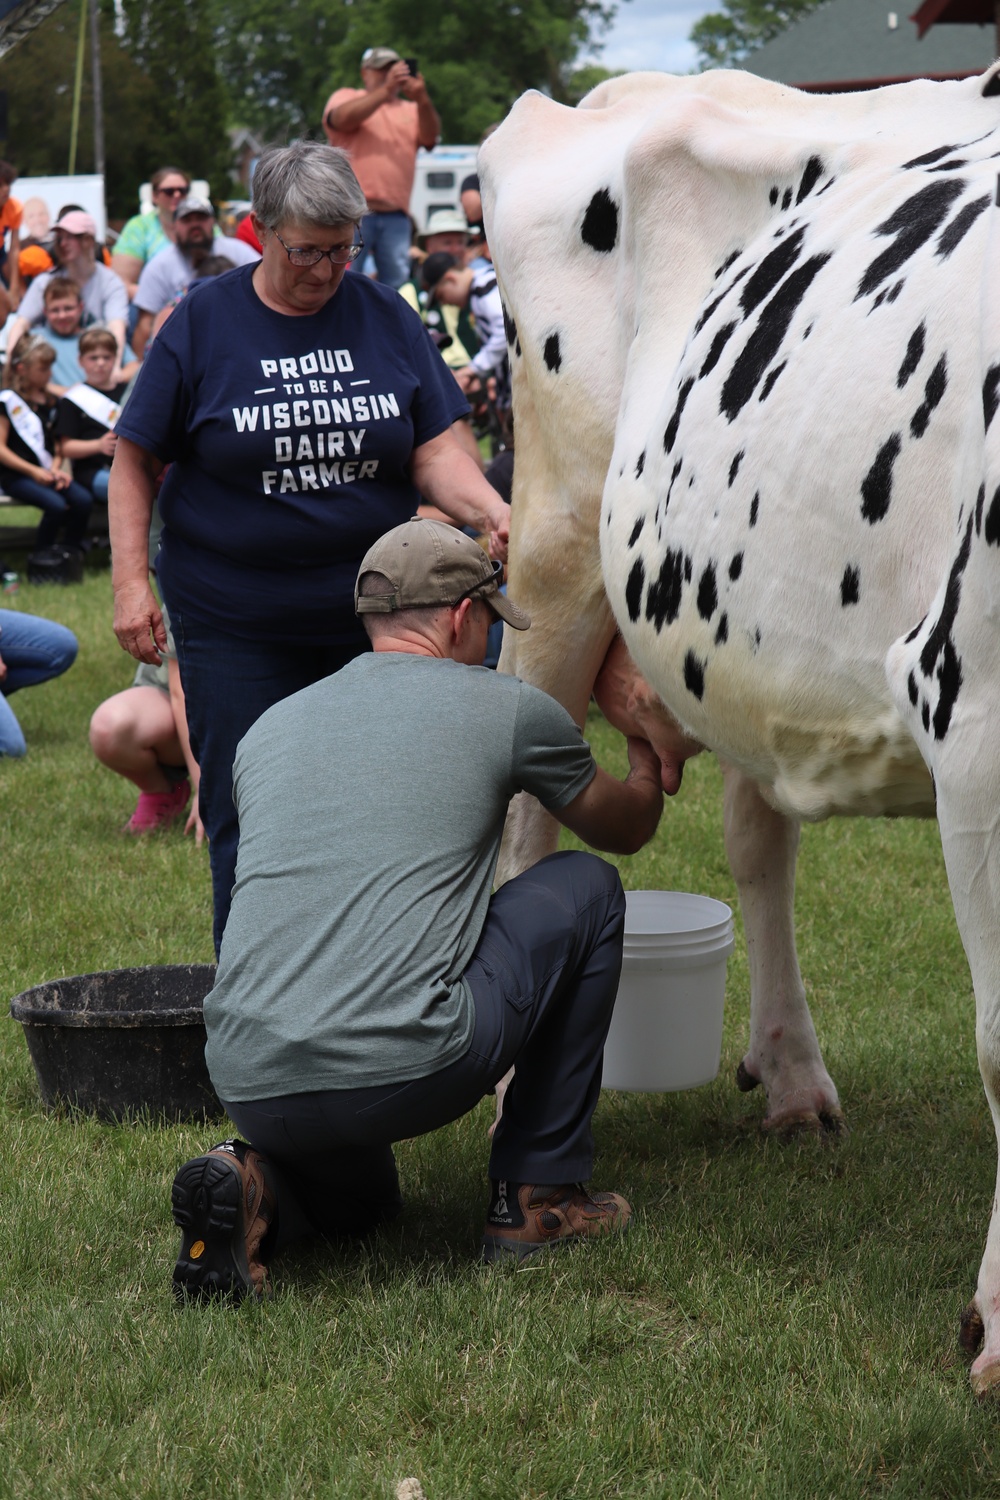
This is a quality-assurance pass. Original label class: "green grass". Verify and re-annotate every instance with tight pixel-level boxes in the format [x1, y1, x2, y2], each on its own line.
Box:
[1, 566, 997, 1498]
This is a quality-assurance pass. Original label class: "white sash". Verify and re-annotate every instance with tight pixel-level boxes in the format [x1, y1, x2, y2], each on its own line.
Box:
[0, 389, 51, 468]
[62, 382, 121, 431]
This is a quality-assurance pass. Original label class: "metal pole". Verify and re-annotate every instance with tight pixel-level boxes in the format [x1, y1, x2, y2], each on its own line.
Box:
[90, 0, 104, 179]
[68, 0, 87, 175]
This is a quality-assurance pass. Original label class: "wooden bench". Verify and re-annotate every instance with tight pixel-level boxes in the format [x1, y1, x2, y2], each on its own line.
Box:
[0, 495, 110, 557]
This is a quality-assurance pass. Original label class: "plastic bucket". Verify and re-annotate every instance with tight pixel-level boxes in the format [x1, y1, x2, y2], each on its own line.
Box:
[602, 891, 734, 1092]
[9, 964, 222, 1122]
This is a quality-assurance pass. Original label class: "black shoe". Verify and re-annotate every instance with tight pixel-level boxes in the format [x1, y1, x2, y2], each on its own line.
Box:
[171, 1139, 275, 1303]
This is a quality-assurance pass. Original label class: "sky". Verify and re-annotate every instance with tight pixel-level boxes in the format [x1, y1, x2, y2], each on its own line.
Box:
[585, 0, 719, 75]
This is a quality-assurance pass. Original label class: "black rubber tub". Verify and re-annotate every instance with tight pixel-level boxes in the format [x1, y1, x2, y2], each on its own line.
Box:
[9, 964, 222, 1122]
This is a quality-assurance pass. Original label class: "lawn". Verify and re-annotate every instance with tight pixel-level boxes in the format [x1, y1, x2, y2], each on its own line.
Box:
[1, 560, 997, 1499]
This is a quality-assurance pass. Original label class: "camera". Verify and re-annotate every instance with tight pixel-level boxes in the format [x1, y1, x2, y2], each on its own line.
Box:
[404, 58, 418, 77]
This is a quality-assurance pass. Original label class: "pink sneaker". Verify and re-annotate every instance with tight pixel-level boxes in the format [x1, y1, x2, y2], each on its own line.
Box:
[125, 779, 190, 834]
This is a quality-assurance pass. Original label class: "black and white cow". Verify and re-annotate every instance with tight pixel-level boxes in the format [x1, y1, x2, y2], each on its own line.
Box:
[481, 64, 1000, 1392]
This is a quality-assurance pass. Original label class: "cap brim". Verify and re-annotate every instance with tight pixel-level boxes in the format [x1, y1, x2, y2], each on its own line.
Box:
[485, 589, 531, 631]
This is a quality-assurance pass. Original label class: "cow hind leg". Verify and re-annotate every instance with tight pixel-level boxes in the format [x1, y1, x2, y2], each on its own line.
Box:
[722, 762, 845, 1136]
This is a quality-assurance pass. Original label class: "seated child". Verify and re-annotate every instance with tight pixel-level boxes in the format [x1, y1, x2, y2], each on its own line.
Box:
[89, 605, 201, 837]
[39, 277, 91, 395]
[54, 328, 134, 502]
[0, 333, 92, 551]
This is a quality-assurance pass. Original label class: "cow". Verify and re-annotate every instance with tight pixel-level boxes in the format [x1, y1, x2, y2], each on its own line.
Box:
[480, 64, 1000, 1392]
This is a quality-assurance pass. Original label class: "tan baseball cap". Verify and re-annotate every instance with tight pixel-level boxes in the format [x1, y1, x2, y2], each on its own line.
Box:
[361, 46, 401, 70]
[355, 518, 530, 629]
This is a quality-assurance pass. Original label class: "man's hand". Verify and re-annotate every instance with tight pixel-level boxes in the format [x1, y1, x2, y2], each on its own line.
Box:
[625, 735, 662, 793]
[400, 70, 429, 104]
[557, 735, 665, 856]
[0, 648, 7, 686]
[384, 60, 411, 97]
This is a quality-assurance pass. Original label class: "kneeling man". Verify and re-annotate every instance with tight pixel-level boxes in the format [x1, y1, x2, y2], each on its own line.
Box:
[171, 519, 664, 1299]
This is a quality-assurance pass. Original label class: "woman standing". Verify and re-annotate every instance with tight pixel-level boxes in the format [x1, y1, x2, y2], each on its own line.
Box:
[110, 141, 510, 952]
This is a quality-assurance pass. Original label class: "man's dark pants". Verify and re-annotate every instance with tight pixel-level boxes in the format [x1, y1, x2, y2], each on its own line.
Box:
[223, 851, 626, 1248]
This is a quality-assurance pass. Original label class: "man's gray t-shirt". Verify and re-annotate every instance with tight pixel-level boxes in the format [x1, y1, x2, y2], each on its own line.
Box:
[204, 653, 596, 1101]
[134, 237, 260, 313]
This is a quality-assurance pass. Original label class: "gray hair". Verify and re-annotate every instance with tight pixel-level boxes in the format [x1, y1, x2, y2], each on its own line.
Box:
[252, 140, 368, 231]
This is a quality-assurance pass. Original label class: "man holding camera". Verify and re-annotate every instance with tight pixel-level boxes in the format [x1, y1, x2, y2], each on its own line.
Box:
[323, 47, 441, 290]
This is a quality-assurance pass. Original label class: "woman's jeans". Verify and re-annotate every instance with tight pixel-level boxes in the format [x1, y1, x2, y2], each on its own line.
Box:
[223, 852, 626, 1250]
[167, 605, 370, 954]
[0, 608, 78, 756]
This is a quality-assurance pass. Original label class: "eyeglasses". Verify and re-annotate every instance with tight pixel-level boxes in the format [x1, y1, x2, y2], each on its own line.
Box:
[157, 186, 188, 197]
[271, 229, 364, 267]
[452, 558, 503, 607]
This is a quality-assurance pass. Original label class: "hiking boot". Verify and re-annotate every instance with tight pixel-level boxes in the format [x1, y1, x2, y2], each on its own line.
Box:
[481, 1179, 631, 1264]
[125, 778, 190, 834]
[171, 1140, 275, 1304]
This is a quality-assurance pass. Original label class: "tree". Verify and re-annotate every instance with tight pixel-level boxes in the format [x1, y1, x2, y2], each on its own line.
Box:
[115, 0, 232, 194]
[0, 2, 166, 219]
[208, 0, 349, 143]
[0, 0, 234, 218]
[690, 0, 823, 70]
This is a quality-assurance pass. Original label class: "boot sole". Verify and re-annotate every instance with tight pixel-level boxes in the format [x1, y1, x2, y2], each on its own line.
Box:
[481, 1233, 577, 1265]
[171, 1155, 260, 1304]
[481, 1221, 629, 1265]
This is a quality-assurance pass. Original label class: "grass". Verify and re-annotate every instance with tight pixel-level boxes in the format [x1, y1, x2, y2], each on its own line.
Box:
[1, 560, 998, 1498]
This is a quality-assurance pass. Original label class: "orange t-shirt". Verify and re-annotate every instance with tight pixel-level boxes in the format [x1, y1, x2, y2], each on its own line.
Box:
[324, 88, 421, 213]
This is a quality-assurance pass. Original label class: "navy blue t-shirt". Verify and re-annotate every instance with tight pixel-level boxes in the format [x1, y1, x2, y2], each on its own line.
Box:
[116, 264, 469, 643]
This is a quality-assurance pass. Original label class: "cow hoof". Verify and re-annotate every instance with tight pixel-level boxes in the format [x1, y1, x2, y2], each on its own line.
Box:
[970, 1352, 1000, 1396]
[960, 1301, 984, 1355]
[761, 1106, 847, 1139]
[736, 1059, 760, 1093]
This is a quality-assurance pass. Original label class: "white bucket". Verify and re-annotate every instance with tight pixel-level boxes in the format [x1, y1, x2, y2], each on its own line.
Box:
[602, 890, 734, 1092]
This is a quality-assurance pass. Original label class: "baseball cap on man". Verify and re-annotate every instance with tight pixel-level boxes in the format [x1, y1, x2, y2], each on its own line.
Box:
[418, 209, 469, 245]
[361, 46, 401, 70]
[54, 210, 96, 237]
[175, 194, 214, 220]
[355, 518, 530, 629]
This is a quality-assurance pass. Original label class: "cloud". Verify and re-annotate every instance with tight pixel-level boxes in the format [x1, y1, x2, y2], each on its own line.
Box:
[583, 0, 717, 76]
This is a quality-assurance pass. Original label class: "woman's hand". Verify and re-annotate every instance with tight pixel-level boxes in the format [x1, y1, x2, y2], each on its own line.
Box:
[184, 789, 205, 846]
[409, 427, 512, 563]
[113, 577, 167, 664]
[51, 469, 71, 491]
[486, 502, 509, 564]
[34, 465, 57, 486]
